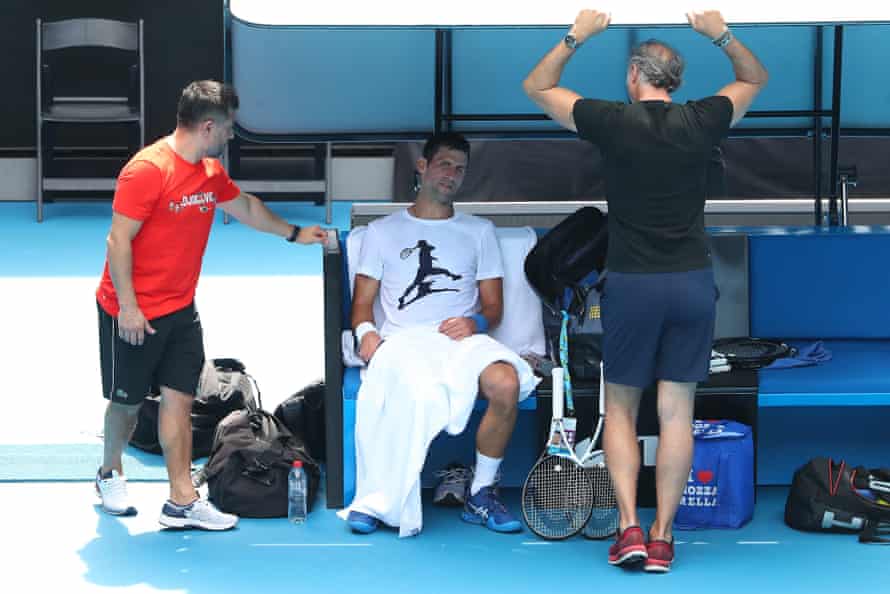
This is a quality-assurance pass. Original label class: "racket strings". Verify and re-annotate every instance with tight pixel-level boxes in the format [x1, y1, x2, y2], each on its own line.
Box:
[714, 338, 792, 368]
[522, 455, 593, 539]
[583, 465, 619, 539]
[725, 343, 775, 358]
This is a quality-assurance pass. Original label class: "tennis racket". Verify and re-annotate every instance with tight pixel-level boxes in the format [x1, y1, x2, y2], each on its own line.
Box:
[578, 366, 618, 540]
[712, 337, 795, 369]
[521, 366, 593, 539]
[521, 364, 618, 539]
[400, 246, 416, 259]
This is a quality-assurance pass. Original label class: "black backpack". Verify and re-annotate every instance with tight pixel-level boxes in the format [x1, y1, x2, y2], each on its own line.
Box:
[196, 408, 321, 518]
[129, 358, 257, 459]
[524, 206, 609, 380]
[785, 457, 890, 543]
[274, 380, 326, 462]
[524, 206, 608, 306]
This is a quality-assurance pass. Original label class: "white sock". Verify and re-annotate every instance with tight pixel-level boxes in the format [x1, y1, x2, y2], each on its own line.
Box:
[470, 451, 502, 496]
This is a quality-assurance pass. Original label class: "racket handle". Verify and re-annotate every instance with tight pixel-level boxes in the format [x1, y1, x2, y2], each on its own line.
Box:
[552, 366, 564, 419]
[598, 362, 606, 417]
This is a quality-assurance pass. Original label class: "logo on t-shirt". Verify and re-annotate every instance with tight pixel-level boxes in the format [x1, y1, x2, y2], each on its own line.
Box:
[168, 191, 217, 214]
[397, 240, 462, 310]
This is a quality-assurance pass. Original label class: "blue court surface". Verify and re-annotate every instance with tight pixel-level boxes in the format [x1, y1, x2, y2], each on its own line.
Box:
[2, 482, 886, 594]
[1, 201, 884, 594]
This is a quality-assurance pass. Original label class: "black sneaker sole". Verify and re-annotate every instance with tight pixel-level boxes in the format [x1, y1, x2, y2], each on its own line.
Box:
[432, 492, 465, 506]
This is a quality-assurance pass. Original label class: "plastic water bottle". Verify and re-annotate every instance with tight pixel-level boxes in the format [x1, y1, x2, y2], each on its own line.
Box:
[287, 460, 307, 524]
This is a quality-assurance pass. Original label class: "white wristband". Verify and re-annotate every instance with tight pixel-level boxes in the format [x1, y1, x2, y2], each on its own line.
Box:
[354, 321, 378, 345]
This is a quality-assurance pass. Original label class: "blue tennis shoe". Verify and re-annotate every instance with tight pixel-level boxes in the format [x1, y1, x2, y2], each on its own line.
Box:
[461, 486, 522, 533]
[347, 510, 380, 534]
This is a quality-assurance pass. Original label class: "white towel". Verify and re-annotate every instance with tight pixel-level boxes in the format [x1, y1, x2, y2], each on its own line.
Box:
[341, 330, 366, 368]
[337, 327, 539, 537]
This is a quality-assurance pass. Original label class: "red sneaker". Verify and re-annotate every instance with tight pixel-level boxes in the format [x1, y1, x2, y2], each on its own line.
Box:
[643, 538, 675, 573]
[608, 526, 647, 566]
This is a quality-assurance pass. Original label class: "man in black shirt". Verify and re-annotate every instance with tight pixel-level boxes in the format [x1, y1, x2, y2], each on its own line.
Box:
[524, 9, 767, 572]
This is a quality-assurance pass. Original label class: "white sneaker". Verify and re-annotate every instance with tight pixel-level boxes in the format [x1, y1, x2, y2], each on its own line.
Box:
[159, 498, 238, 531]
[95, 469, 138, 516]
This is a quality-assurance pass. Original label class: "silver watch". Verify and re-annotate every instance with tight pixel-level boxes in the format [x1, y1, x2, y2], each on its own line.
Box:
[564, 34, 582, 50]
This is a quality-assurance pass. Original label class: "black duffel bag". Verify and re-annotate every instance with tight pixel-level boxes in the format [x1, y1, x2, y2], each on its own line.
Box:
[274, 380, 326, 462]
[524, 206, 608, 380]
[785, 457, 890, 543]
[197, 408, 320, 518]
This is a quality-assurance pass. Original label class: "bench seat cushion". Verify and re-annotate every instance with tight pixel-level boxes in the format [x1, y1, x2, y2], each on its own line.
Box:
[758, 340, 890, 406]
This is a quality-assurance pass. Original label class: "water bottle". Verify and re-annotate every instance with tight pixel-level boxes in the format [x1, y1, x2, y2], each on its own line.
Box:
[287, 460, 307, 524]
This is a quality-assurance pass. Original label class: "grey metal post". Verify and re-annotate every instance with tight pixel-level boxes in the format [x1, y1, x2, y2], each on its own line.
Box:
[36, 19, 43, 222]
[325, 141, 333, 225]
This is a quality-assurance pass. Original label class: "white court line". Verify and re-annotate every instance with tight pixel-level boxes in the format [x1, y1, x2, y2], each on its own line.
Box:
[737, 541, 780, 545]
[691, 541, 710, 545]
[249, 543, 373, 548]
[521, 542, 552, 546]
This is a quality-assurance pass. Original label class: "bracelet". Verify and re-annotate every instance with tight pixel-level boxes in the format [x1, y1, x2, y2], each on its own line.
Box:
[354, 321, 378, 346]
[286, 224, 301, 243]
[712, 29, 733, 49]
[470, 313, 489, 334]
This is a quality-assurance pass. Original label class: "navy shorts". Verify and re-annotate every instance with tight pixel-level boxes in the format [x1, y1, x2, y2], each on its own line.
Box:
[600, 268, 717, 388]
[98, 301, 205, 404]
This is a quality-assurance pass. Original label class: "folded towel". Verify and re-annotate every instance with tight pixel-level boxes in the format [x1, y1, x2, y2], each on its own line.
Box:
[341, 330, 366, 368]
[765, 341, 832, 369]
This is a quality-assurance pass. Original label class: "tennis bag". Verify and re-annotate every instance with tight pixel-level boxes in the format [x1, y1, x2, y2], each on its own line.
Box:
[524, 206, 608, 305]
[538, 271, 605, 380]
[274, 380, 326, 462]
[129, 358, 258, 459]
[200, 408, 321, 518]
[674, 420, 755, 529]
[524, 206, 608, 380]
[784, 457, 890, 542]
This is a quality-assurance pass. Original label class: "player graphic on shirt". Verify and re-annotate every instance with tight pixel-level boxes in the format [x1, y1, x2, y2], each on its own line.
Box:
[398, 240, 462, 309]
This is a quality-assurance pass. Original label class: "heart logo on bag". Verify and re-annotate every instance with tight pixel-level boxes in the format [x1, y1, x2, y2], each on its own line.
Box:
[697, 470, 714, 484]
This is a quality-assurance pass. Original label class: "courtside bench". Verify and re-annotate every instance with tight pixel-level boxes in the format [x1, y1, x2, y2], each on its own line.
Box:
[744, 227, 890, 483]
[322, 224, 755, 508]
[322, 223, 890, 508]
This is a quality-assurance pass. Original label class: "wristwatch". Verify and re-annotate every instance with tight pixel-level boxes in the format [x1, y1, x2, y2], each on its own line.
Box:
[286, 224, 301, 243]
[564, 34, 582, 50]
[712, 28, 733, 49]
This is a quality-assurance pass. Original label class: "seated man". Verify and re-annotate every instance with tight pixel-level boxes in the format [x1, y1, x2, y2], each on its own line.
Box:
[340, 132, 539, 537]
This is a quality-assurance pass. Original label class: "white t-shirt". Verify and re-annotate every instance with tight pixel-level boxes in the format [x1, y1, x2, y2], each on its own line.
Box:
[356, 209, 504, 338]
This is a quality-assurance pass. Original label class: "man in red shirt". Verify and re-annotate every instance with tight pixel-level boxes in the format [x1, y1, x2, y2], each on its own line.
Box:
[95, 80, 327, 530]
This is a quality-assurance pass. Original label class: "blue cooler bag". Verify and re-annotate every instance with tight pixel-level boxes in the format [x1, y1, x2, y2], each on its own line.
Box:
[674, 420, 754, 529]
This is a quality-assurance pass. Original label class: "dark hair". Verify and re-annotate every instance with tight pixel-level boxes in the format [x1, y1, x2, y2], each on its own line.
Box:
[176, 80, 240, 128]
[629, 40, 685, 93]
[422, 132, 471, 162]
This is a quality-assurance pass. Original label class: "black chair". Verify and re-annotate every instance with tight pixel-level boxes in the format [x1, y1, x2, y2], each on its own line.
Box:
[36, 18, 144, 222]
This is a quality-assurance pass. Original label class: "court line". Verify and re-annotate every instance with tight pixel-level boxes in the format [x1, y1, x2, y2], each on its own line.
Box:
[249, 543, 373, 548]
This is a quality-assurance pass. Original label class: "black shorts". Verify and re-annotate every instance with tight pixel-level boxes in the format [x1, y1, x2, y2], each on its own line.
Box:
[600, 267, 718, 388]
[98, 301, 205, 404]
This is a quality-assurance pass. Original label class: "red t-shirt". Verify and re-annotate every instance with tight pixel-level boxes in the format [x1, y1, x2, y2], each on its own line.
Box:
[96, 139, 240, 319]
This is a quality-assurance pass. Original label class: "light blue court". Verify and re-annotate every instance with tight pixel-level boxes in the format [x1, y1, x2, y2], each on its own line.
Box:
[3, 481, 888, 593]
[0, 201, 885, 594]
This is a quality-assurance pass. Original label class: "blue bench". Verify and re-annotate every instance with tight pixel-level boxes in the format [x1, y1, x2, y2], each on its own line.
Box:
[747, 227, 890, 483]
[322, 223, 890, 507]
